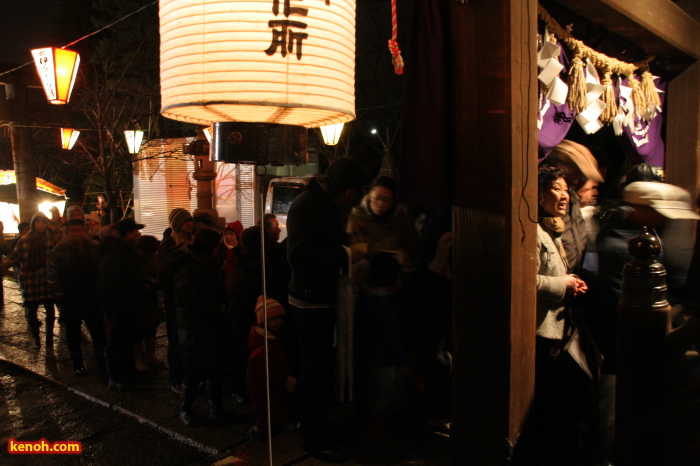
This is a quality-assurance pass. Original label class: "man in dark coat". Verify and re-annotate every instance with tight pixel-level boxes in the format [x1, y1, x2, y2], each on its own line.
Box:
[168, 228, 229, 426]
[156, 207, 194, 394]
[99, 218, 147, 390]
[47, 219, 105, 376]
[286, 157, 365, 463]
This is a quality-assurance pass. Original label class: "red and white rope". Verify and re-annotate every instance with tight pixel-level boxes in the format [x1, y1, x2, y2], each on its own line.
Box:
[387, 0, 404, 75]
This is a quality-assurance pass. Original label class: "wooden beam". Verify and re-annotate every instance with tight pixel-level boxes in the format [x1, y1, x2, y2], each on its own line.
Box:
[554, 0, 700, 63]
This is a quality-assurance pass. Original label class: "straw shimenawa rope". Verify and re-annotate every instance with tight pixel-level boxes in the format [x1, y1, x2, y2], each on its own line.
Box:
[538, 5, 658, 120]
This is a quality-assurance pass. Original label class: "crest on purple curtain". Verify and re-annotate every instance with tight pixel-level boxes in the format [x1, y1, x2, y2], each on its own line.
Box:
[538, 93, 575, 162]
[618, 76, 666, 167]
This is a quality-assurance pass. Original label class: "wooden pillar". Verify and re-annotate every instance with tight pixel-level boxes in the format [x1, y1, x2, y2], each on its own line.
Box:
[666, 0, 700, 197]
[193, 153, 217, 211]
[449, 1, 538, 464]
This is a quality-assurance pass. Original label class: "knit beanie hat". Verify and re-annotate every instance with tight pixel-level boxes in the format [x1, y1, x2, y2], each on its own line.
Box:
[66, 205, 85, 220]
[255, 295, 285, 325]
[169, 208, 193, 232]
[225, 221, 244, 240]
[30, 211, 49, 231]
[325, 157, 366, 191]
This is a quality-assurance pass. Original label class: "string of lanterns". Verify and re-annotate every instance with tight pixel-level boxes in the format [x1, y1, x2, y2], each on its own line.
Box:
[26, 1, 355, 152]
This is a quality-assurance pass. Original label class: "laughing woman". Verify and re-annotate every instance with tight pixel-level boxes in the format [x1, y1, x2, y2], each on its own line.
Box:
[529, 164, 602, 465]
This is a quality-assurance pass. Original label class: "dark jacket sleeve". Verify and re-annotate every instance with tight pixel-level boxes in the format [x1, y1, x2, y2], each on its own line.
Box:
[46, 245, 65, 300]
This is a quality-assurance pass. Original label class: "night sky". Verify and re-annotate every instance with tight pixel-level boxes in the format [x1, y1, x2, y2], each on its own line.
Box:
[0, 1, 60, 65]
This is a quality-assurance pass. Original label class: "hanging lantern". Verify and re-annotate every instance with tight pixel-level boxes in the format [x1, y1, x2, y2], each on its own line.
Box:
[320, 123, 345, 145]
[31, 47, 80, 105]
[124, 130, 145, 154]
[159, 0, 356, 128]
[60, 128, 80, 150]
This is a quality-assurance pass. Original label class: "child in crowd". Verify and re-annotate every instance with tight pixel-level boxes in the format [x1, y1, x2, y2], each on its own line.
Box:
[355, 252, 409, 442]
[247, 296, 298, 441]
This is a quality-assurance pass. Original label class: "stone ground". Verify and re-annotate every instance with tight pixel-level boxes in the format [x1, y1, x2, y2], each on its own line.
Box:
[0, 278, 450, 465]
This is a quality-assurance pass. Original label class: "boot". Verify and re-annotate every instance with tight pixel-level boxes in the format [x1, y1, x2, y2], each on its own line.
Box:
[179, 382, 197, 426]
[71, 353, 89, 377]
[207, 379, 231, 421]
[25, 309, 41, 349]
[144, 337, 165, 367]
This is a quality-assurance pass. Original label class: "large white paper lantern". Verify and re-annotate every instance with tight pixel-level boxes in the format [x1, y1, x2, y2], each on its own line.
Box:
[159, 0, 355, 128]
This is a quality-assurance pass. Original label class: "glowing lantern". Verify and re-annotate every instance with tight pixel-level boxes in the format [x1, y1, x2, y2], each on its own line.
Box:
[320, 123, 345, 145]
[159, 0, 356, 128]
[60, 128, 80, 150]
[124, 130, 145, 154]
[203, 127, 212, 143]
[31, 47, 80, 105]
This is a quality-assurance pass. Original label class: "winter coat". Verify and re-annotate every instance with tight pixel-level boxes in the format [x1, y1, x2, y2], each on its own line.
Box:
[536, 223, 569, 340]
[99, 238, 147, 317]
[287, 178, 347, 304]
[47, 236, 100, 307]
[356, 285, 408, 368]
[170, 248, 229, 373]
[247, 325, 298, 428]
[7, 212, 53, 303]
[347, 194, 419, 263]
[156, 231, 193, 312]
[227, 232, 289, 325]
[561, 191, 587, 273]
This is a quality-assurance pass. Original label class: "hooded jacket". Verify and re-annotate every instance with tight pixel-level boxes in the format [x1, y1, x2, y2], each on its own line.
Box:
[6, 212, 53, 302]
[347, 194, 419, 262]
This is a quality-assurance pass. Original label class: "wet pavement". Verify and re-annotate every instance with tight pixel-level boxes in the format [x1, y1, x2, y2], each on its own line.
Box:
[0, 360, 208, 465]
[0, 278, 449, 465]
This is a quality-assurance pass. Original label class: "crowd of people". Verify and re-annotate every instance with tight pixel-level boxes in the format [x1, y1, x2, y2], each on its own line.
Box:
[5, 145, 691, 464]
[526, 140, 700, 465]
[0, 158, 453, 464]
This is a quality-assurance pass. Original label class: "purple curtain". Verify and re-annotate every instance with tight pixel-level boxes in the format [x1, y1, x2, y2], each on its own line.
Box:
[537, 2, 666, 167]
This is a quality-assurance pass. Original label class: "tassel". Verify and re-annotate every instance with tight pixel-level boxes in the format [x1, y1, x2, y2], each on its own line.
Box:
[567, 54, 587, 114]
[628, 75, 646, 118]
[599, 71, 617, 125]
[641, 71, 661, 111]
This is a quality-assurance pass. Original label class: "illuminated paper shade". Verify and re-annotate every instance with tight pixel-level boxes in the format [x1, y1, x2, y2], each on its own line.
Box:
[60, 128, 80, 150]
[320, 123, 345, 145]
[124, 130, 145, 154]
[159, 0, 355, 127]
[32, 47, 80, 105]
